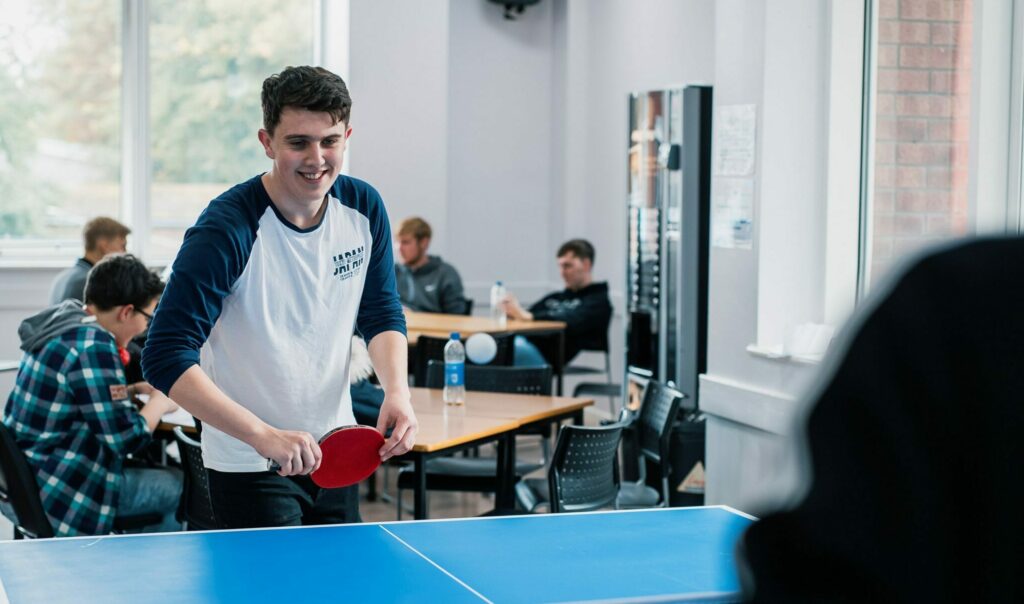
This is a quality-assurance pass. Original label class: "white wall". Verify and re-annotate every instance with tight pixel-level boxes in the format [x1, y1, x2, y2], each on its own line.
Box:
[347, 0, 451, 255]
[700, 0, 836, 514]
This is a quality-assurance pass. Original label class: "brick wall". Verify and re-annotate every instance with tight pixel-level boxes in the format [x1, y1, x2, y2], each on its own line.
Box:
[871, 0, 972, 284]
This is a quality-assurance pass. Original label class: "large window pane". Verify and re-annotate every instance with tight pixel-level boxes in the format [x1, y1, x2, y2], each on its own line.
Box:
[0, 0, 120, 259]
[148, 0, 315, 259]
[866, 0, 973, 287]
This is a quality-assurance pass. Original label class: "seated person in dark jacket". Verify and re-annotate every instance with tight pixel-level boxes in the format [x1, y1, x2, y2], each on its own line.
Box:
[348, 336, 385, 427]
[741, 237, 1024, 603]
[48, 216, 130, 305]
[502, 239, 612, 367]
[394, 216, 470, 315]
[48, 217, 145, 383]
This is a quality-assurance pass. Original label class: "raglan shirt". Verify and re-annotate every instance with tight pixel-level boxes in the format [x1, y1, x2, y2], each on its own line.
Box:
[142, 174, 405, 472]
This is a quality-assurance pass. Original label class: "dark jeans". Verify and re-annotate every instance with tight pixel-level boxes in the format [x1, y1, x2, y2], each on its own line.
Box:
[207, 470, 361, 529]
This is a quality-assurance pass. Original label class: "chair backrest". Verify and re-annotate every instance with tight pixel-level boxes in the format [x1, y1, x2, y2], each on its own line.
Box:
[0, 423, 55, 538]
[414, 333, 515, 386]
[172, 427, 218, 530]
[425, 360, 553, 396]
[636, 380, 684, 465]
[548, 423, 624, 513]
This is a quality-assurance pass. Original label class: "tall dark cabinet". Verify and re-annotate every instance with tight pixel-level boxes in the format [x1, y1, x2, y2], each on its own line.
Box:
[626, 85, 711, 407]
[625, 85, 712, 505]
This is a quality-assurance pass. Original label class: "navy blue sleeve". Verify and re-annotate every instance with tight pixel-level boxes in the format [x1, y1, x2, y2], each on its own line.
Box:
[341, 179, 406, 343]
[142, 186, 262, 394]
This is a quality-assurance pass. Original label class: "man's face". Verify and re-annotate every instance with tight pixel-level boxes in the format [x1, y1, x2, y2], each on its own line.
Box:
[258, 107, 351, 206]
[398, 235, 429, 266]
[558, 253, 591, 290]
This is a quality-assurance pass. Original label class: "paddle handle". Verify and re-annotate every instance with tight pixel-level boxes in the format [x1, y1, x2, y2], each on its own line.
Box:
[267, 459, 280, 472]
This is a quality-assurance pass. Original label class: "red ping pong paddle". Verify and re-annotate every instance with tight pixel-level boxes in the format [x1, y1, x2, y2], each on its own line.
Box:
[267, 425, 384, 488]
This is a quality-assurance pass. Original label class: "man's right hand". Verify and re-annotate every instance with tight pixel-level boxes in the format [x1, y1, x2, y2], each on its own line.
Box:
[501, 294, 533, 321]
[254, 428, 322, 476]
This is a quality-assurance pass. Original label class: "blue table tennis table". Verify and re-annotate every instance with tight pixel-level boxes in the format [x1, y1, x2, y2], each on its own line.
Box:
[0, 506, 753, 603]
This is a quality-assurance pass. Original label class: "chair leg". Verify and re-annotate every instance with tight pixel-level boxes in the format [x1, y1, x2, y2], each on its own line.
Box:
[604, 351, 616, 416]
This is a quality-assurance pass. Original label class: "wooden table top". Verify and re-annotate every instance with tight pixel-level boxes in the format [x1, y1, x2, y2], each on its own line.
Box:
[405, 311, 565, 344]
[409, 412, 521, 453]
[156, 389, 593, 455]
[410, 387, 592, 426]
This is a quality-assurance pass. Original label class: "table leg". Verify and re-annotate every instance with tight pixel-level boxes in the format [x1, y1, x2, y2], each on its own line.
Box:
[556, 331, 566, 396]
[414, 455, 428, 519]
[572, 409, 584, 426]
[495, 434, 516, 511]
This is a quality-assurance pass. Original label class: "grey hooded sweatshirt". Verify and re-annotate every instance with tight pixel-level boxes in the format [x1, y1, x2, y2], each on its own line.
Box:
[19, 300, 92, 354]
[394, 255, 470, 315]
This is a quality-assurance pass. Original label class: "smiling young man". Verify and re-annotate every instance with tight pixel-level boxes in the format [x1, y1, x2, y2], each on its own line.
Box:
[142, 66, 416, 528]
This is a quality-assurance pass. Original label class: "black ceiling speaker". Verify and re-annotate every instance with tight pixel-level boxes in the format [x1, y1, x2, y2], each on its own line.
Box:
[487, 0, 542, 21]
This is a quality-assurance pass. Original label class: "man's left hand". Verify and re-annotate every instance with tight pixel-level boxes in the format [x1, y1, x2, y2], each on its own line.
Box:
[376, 391, 418, 461]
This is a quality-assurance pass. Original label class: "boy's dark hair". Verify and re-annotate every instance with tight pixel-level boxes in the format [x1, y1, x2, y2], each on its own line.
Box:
[84, 254, 164, 311]
[557, 239, 596, 265]
[83, 216, 130, 252]
[261, 66, 352, 136]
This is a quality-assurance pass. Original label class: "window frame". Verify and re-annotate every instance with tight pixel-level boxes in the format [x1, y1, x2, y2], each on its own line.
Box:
[855, 0, 1024, 299]
[0, 0, 349, 266]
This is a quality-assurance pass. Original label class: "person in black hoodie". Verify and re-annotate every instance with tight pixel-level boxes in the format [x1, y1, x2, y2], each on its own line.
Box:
[741, 237, 1024, 602]
[502, 239, 612, 366]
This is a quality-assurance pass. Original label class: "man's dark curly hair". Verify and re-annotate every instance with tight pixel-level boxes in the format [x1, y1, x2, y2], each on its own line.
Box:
[84, 254, 164, 311]
[262, 66, 352, 135]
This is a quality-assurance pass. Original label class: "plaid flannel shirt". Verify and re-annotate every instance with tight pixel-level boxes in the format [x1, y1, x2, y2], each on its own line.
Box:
[3, 324, 151, 536]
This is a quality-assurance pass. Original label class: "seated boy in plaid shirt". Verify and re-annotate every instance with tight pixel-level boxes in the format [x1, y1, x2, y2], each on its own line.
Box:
[3, 254, 182, 536]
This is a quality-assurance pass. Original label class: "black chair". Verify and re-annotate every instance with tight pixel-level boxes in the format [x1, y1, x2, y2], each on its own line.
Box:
[567, 342, 620, 417]
[463, 299, 474, 316]
[515, 422, 625, 513]
[411, 333, 515, 387]
[616, 380, 685, 508]
[0, 423, 160, 538]
[424, 361, 552, 396]
[172, 427, 219, 530]
[394, 363, 553, 518]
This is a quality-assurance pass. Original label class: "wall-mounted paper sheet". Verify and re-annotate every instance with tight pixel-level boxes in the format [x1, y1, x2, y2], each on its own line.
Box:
[714, 104, 757, 176]
[712, 177, 754, 250]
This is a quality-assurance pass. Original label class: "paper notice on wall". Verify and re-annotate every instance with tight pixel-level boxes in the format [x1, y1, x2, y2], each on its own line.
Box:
[712, 177, 754, 249]
[714, 104, 757, 176]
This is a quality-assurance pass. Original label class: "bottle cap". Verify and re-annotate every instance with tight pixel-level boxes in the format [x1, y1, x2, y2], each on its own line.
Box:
[495, 280, 503, 286]
[450, 332, 461, 340]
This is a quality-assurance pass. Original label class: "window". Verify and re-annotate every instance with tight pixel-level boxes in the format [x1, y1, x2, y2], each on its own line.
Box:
[0, 0, 121, 260]
[0, 0, 322, 263]
[860, 0, 1019, 291]
[148, 0, 316, 259]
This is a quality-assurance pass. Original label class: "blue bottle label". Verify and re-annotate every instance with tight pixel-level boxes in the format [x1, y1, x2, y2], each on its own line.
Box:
[445, 362, 464, 387]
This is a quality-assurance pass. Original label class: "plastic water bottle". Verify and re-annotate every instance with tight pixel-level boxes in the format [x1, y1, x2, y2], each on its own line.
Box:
[490, 280, 507, 328]
[443, 332, 466, 405]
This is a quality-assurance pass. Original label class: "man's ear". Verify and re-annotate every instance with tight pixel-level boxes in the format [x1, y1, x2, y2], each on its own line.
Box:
[118, 304, 134, 323]
[258, 129, 274, 159]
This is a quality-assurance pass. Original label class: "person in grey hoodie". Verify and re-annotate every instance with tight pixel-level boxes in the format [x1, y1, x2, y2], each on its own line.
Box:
[4, 254, 181, 536]
[394, 216, 470, 315]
